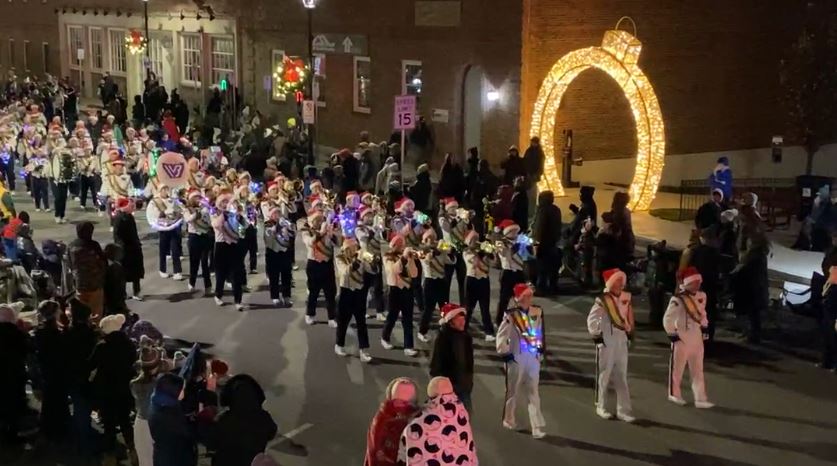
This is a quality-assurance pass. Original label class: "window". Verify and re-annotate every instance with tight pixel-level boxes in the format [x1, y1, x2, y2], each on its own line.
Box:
[181, 33, 201, 86]
[42, 42, 49, 74]
[148, 37, 165, 85]
[8, 39, 14, 69]
[67, 26, 83, 68]
[89, 27, 104, 70]
[22, 41, 30, 71]
[353, 56, 371, 113]
[210, 36, 234, 87]
[271, 49, 285, 102]
[108, 29, 127, 74]
[402, 60, 422, 96]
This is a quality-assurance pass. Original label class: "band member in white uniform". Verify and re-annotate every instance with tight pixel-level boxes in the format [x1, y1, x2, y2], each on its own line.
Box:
[211, 191, 247, 311]
[381, 234, 419, 357]
[183, 188, 213, 293]
[587, 268, 636, 422]
[334, 238, 374, 363]
[463, 230, 496, 340]
[263, 205, 294, 307]
[496, 283, 546, 439]
[146, 185, 184, 280]
[355, 204, 386, 321]
[664, 266, 714, 408]
[302, 209, 338, 326]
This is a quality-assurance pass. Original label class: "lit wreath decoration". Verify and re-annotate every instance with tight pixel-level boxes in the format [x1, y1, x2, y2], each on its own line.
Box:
[530, 17, 665, 211]
[125, 30, 147, 55]
[273, 55, 309, 95]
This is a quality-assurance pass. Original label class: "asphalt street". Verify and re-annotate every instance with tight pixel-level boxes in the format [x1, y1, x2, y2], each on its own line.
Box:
[7, 189, 837, 466]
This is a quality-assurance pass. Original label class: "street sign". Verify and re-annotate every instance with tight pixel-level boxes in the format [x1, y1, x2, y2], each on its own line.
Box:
[312, 33, 368, 55]
[142, 56, 151, 69]
[262, 75, 272, 91]
[393, 95, 417, 130]
[302, 100, 316, 124]
[76, 48, 85, 61]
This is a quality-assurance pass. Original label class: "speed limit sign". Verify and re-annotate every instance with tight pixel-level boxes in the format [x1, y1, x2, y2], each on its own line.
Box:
[393, 95, 417, 130]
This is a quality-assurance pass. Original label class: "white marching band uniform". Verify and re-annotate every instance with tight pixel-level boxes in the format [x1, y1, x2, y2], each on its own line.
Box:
[587, 289, 634, 420]
[146, 194, 183, 232]
[663, 287, 711, 406]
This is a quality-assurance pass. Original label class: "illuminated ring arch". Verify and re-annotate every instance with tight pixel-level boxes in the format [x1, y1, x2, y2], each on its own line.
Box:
[530, 24, 665, 211]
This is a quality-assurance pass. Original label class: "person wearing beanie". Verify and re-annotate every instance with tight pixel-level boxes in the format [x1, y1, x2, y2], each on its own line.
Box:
[695, 188, 725, 232]
[334, 239, 374, 362]
[263, 205, 294, 307]
[496, 283, 546, 438]
[302, 208, 338, 326]
[664, 267, 714, 409]
[494, 219, 529, 326]
[112, 196, 145, 301]
[462, 230, 496, 339]
[407, 163, 432, 213]
[131, 344, 171, 466]
[212, 191, 247, 311]
[363, 377, 420, 466]
[381, 234, 420, 356]
[148, 373, 198, 466]
[439, 197, 470, 306]
[709, 156, 733, 201]
[429, 303, 475, 410]
[588, 268, 635, 423]
[183, 188, 213, 294]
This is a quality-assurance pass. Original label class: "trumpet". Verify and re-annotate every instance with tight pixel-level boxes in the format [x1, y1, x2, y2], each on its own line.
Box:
[479, 241, 496, 255]
[437, 240, 453, 253]
[358, 250, 376, 264]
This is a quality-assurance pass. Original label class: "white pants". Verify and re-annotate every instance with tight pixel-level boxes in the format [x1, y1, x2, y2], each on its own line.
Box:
[669, 338, 707, 402]
[595, 341, 632, 415]
[503, 353, 545, 431]
[133, 418, 153, 466]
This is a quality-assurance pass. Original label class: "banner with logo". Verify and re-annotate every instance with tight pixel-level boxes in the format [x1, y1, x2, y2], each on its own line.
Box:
[156, 151, 188, 189]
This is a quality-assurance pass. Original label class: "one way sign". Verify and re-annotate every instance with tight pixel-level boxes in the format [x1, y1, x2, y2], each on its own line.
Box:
[312, 33, 367, 55]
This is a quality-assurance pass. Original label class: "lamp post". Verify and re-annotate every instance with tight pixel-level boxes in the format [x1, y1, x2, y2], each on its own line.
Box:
[142, 0, 150, 80]
[302, 0, 316, 165]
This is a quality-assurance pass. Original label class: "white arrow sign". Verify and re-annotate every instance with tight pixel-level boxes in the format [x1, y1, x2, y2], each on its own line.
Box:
[342, 37, 354, 53]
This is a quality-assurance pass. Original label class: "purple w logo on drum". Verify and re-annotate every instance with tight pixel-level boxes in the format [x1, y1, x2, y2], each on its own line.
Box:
[161, 163, 185, 179]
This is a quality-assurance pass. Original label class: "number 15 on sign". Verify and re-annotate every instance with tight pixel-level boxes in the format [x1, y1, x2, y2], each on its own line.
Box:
[393, 95, 416, 130]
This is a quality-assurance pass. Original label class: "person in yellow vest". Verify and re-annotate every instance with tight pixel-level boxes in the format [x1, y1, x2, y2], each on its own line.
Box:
[0, 178, 15, 225]
[664, 266, 714, 409]
[587, 268, 636, 422]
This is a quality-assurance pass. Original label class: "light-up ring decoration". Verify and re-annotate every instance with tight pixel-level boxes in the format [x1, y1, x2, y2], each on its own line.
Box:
[530, 18, 665, 211]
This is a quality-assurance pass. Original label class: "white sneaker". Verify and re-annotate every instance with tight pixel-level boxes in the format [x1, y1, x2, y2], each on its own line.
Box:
[74, 196, 79, 201]
[376, 313, 387, 322]
[159, 271, 170, 278]
[214, 297, 224, 306]
[596, 407, 614, 420]
[334, 345, 348, 357]
[284, 299, 293, 307]
[54, 217, 60, 224]
[187, 284, 194, 292]
[328, 319, 338, 328]
[305, 315, 316, 325]
[616, 413, 636, 423]
[131, 295, 143, 302]
[109, 227, 113, 232]
[359, 350, 372, 363]
[60, 218, 67, 224]
[45, 208, 51, 212]
[380, 338, 394, 350]
[272, 298, 280, 305]
[365, 314, 377, 320]
[235, 304, 247, 312]
[502, 421, 516, 430]
[668, 395, 687, 406]
[172, 273, 183, 281]
[532, 428, 546, 439]
[485, 334, 496, 342]
[417, 333, 430, 343]
[694, 400, 715, 409]
[292, 264, 299, 271]
[404, 348, 418, 357]
[35, 208, 41, 212]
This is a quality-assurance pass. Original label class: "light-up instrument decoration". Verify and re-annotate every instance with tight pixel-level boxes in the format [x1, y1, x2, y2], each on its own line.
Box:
[529, 17, 665, 211]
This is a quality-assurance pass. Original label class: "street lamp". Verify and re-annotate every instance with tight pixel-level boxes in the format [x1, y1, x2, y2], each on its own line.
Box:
[302, 0, 316, 164]
[143, 0, 150, 80]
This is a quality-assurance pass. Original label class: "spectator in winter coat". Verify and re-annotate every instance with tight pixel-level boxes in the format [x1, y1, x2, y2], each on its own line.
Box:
[437, 153, 466, 203]
[208, 374, 278, 466]
[132, 95, 145, 129]
[430, 304, 475, 410]
[695, 189, 725, 233]
[492, 185, 514, 225]
[162, 110, 180, 143]
[532, 190, 562, 295]
[112, 197, 144, 300]
[65, 298, 97, 455]
[407, 164, 432, 213]
[149, 373, 198, 466]
[364, 378, 420, 466]
[0, 303, 28, 443]
[33, 300, 71, 440]
[375, 157, 395, 195]
[732, 231, 770, 344]
[2, 211, 26, 261]
[511, 177, 529, 233]
[709, 156, 733, 201]
[501, 145, 525, 185]
[69, 221, 106, 320]
[103, 243, 128, 316]
[523, 137, 545, 221]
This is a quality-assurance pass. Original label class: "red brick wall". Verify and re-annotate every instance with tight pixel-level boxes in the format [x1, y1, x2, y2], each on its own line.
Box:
[520, 0, 811, 162]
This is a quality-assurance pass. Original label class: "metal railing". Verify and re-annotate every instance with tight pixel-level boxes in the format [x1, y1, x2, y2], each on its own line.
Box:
[678, 178, 798, 227]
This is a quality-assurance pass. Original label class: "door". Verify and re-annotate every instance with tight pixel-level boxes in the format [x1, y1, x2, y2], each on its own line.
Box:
[462, 65, 484, 156]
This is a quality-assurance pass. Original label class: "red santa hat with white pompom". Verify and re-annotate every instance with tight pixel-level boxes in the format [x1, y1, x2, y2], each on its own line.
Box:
[439, 303, 466, 325]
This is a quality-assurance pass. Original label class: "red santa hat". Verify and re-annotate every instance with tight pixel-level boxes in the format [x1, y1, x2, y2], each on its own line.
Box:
[187, 188, 202, 201]
[345, 191, 360, 207]
[358, 205, 373, 220]
[498, 219, 519, 237]
[308, 194, 323, 210]
[361, 192, 373, 205]
[677, 266, 702, 287]
[464, 230, 479, 247]
[308, 209, 325, 224]
[442, 197, 459, 212]
[115, 197, 132, 211]
[388, 233, 406, 250]
[394, 197, 414, 214]
[266, 181, 279, 194]
[439, 303, 466, 324]
[602, 268, 627, 291]
[309, 180, 322, 192]
[267, 206, 281, 220]
[513, 283, 533, 300]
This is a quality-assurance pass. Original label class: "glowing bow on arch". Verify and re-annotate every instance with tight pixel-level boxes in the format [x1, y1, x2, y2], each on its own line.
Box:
[530, 17, 666, 211]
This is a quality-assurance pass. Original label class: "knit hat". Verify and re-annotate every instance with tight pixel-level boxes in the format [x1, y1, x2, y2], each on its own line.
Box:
[712, 188, 724, 201]
[678, 266, 702, 288]
[394, 197, 414, 214]
[389, 233, 406, 250]
[442, 197, 458, 212]
[439, 303, 466, 324]
[129, 319, 163, 343]
[416, 163, 429, 175]
[100, 314, 126, 335]
[513, 283, 532, 300]
[498, 219, 519, 237]
[464, 230, 479, 247]
[602, 268, 627, 291]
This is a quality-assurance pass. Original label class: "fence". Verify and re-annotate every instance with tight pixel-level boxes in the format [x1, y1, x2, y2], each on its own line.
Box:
[678, 178, 798, 229]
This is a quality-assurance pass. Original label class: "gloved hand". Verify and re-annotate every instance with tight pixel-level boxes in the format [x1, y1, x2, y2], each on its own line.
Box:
[669, 334, 680, 343]
[592, 335, 604, 345]
[701, 327, 710, 341]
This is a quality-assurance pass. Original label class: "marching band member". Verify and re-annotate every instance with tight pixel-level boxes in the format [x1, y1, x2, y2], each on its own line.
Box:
[439, 197, 470, 304]
[381, 234, 419, 357]
[302, 208, 338, 326]
[25, 143, 50, 211]
[212, 190, 247, 311]
[664, 267, 713, 408]
[48, 146, 76, 224]
[235, 176, 259, 274]
[355, 205, 386, 321]
[125, 138, 144, 191]
[187, 157, 207, 192]
[463, 230, 496, 340]
[101, 152, 134, 224]
[279, 179, 302, 271]
[261, 181, 280, 218]
[334, 238, 374, 363]
[417, 228, 456, 343]
[391, 197, 424, 310]
[183, 188, 213, 294]
[263, 205, 294, 307]
[587, 268, 636, 422]
[76, 139, 99, 210]
[494, 219, 530, 326]
[147, 185, 184, 281]
[496, 283, 546, 439]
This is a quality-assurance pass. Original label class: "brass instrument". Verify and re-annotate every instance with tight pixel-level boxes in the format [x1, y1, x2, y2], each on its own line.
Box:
[479, 241, 496, 255]
[358, 250, 376, 264]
